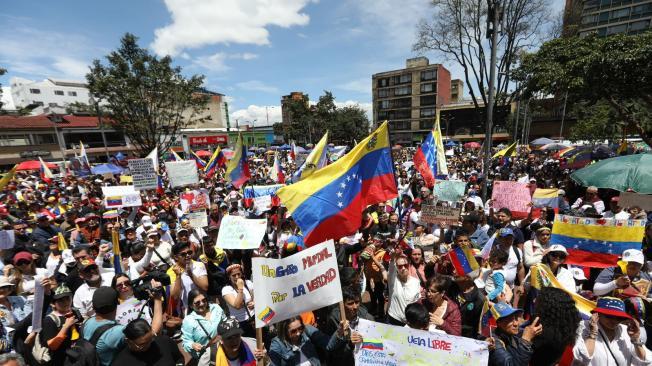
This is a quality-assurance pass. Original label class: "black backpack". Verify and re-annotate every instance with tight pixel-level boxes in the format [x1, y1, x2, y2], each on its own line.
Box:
[64, 323, 117, 366]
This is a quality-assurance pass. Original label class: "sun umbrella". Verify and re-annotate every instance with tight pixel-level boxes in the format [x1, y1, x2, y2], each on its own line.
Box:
[279, 144, 291, 151]
[445, 140, 457, 147]
[570, 154, 652, 193]
[16, 160, 57, 171]
[530, 137, 555, 146]
[464, 142, 481, 149]
[194, 150, 211, 158]
[91, 163, 124, 175]
[539, 143, 570, 151]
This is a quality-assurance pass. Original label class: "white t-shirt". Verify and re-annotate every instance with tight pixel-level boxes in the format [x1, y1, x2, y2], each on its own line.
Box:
[150, 241, 173, 268]
[115, 297, 152, 325]
[222, 280, 254, 322]
[178, 260, 208, 310]
[504, 246, 524, 286]
[72, 273, 113, 319]
[20, 268, 49, 295]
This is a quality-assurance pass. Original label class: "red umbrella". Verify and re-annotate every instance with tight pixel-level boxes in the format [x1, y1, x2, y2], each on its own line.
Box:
[194, 150, 211, 158]
[16, 160, 57, 171]
[464, 142, 481, 149]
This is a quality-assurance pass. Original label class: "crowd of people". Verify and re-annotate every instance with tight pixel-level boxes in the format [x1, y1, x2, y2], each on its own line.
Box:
[0, 143, 650, 366]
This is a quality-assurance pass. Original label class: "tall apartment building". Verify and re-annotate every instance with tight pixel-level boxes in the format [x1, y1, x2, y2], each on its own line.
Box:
[567, 0, 652, 37]
[372, 57, 451, 145]
[450, 79, 464, 103]
[281, 92, 308, 126]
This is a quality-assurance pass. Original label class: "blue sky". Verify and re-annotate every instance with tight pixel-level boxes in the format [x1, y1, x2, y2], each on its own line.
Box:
[0, 0, 565, 126]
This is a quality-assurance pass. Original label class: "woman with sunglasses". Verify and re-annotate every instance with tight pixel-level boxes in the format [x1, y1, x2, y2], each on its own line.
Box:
[523, 226, 553, 268]
[169, 242, 209, 315]
[181, 289, 226, 366]
[3, 251, 48, 296]
[524, 245, 576, 294]
[112, 273, 152, 326]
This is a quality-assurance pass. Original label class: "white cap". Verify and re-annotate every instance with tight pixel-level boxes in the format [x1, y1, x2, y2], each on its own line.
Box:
[622, 249, 645, 265]
[141, 215, 152, 226]
[571, 267, 587, 281]
[61, 249, 76, 265]
[548, 244, 568, 255]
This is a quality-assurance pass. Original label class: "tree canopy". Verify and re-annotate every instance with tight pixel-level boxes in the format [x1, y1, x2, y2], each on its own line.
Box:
[86, 33, 208, 156]
[514, 32, 652, 147]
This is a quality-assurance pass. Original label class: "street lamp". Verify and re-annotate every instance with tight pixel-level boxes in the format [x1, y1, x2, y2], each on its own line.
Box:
[88, 95, 110, 160]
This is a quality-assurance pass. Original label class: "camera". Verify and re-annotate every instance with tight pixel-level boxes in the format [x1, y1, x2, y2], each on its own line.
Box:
[131, 269, 171, 301]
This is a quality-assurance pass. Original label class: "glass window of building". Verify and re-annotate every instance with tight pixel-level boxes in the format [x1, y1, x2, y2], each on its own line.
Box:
[421, 70, 436, 81]
[29, 88, 41, 94]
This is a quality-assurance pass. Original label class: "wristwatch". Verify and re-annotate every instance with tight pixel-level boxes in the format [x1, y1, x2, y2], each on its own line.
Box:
[632, 339, 644, 347]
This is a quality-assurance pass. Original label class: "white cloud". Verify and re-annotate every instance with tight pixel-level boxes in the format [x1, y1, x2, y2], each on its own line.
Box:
[337, 78, 370, 95]
[335, 100, 372, 120]
[236, 80, 279, 94]
[192, 52, 259, 73]
[152, 0, 314, 56]
[231, 105, 282, 126]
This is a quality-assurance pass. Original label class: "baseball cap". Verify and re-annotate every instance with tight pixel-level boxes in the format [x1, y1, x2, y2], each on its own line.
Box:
[92, 286, 119, 311]
[622, 249, 645, 265]
[146, 228, 160, 238]
[548, 245, 568, 255]
[52, 284, 73, 300]
[492, 302, 524, 320]
[218, 316, 244, 338]
[61, 249, 76, 265]
[13, 251, 33, 265]
[571, 267, 587, 281]
[79, 258, 98, 270]
[499, 228, 514, 237]
[591, 296, 631, 320]
[0, 277, 15, 289]
[141, 215, 152, 227]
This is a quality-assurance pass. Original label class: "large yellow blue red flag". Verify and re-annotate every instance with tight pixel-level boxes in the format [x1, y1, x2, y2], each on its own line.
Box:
[492, 141, 517, 159]
[225, 134, 251, 188]
[530, 263, 596, 318]
[277, 121, 398, 245]
[413, 111, 448, 188]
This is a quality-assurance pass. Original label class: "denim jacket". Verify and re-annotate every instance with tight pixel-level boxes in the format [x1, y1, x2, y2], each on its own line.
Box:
[181, 303, 226, 359]
[269, 325, 346, 366]
[489, 329, 534, 366]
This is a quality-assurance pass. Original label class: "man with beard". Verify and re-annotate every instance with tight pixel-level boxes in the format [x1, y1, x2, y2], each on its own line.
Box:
[72, 258, 113, 319]
[80, 213, 102, 243]
[11, 221, 32, 249]
[119, 226, 139, 258]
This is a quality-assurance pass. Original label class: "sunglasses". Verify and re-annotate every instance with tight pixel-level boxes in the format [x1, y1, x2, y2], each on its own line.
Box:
[396, 263, 409, 269]
[550, 253, 567, 260]
[16, 260, 32, 266]
[178, 251, 193, 258]
[116, 282, 132, 289]
[193, 298, 207, 307]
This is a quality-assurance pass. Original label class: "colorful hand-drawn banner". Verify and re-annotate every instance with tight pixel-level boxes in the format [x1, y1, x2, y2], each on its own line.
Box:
[127, 158, 158, 190]
[354, 319, 489, 366]
[165, 160, 199, 187]
[216, 215, 267, 250]
[420, 205, 461, 226]
[551, 214, 645, 268]
[433, 180, 467, 203]
[491, 181, 531, 218]
[101, 186, 142, 208]
[252, 240, 341, 327]
[180, 189, 211, 213]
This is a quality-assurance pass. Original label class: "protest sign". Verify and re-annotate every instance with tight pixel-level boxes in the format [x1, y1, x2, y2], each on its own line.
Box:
[252, 240, 341, 327]
[128, 158, 157, 190]
[433, 180, 467, 203]
[0, 230, 15, 249]
[32, 276, 45, 332]
[180, 189, 211, 213]
[491, 181, 531, 218]
[254, 195, 272, 211]
[619, 191, 652, 211]
[420, 205, 461, 226]
[354, 319, 489, 366]
[186, 210, 208, 228]
[216, 215, 267, 250]
[165, 160, 198, 187]
[101, 186, 142, 208]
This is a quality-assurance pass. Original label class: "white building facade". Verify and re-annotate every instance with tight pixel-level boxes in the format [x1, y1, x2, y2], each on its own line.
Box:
[9, 77, 92, 112]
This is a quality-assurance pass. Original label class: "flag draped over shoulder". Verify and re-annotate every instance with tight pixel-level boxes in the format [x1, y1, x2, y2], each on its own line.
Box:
[492, 141, 517, 159]
[293, 132, 329, 181]
[413, 112, 447, 187]
[529, 263, 596, 318]
[277, 121, 398, 245]
[225, 134, 251, 188]
[551, 214, 645, 268]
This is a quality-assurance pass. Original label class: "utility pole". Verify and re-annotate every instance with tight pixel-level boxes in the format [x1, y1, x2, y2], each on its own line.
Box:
[482, 0, 503, 201]
[90, 95, 110, 160]
[559, 91, 568, 141]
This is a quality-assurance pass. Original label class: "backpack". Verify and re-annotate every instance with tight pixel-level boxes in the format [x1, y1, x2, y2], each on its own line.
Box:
[32, 313, 61, 364]
[204, 260, 227, 297]
[64, 321, 118, 366]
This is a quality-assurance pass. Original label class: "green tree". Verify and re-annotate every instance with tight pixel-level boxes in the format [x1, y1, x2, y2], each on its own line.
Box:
[514, 33, 652, 147]
[86, 33, 209, 155]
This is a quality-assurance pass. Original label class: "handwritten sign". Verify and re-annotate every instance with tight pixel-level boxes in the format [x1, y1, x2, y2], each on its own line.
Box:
[420, 205, 461, 226]
[619, 192, 652, 212]
[354, 319, 489, 366]
[216, 215, 267, 250]
[186, 210, 208, 229]
[165, 161, 198, 187]
[128, 158, 157, 190]
[491, 181, 531, 219]
[0, 230, 15, 249]
[254, 195, 272, 211]
[252, 240, 341, 327]
[101, 186, 142, 208]
[433, 180, 467, 203]
[180, 189, 211, 213]
[32, 276, 45, 333]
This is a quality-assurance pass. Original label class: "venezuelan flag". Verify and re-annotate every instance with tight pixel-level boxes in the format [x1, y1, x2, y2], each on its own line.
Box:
[57, 232, 68, 251]
[413, 111, 447, 188]
[112, 229, 123, 274]
[38, 157, 53, 185]
[361, 339, 384, 351]
[529, 263, 595, 319]
[168, 149, 183, 161]
[270, 151, 285, 183]
[551, 214, 645, 268]
[225, 134, 251, 188]
[0, 165, 17, 191]
[478, 300, 497, 337]
[189, 149, 207, 169]
[258, 306, 276, 324]
[277, 122, 397, 245]
[448, 246, 479, 276]
[492, 141, 517, 159]
[293, 132, 329, 181]
[532, 188, 559, 209]
[204, 147, 226, 178]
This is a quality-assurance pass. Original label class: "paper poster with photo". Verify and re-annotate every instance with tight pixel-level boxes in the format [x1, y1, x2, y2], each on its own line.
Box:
[101, 186, 142, 208]
[491, 181, 531, 219]
[354, 319, 489, 366]
[252, 240, 341, 328]
[216, 215, 267, 250]
[128, 158, 158, 190]
[165, 160, 198, 187]
[180, 189, 211, 213]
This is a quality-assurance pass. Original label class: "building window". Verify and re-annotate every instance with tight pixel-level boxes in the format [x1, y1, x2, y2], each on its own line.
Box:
[54, 90, 64, 96]
[33, 101, 45, 106]
[390, 121, 411, 130]
[48, 103, 58, 107]
[377, 78, 389, 87]
[0, 135, 29, 146]
[420, 95, 436, 106]
[29, 89, 41, 94]
[35, 134, 57, 144]
[611, 8, 630, 20]
[420, 108, 436, 118]
[394, 86, 411, 96]
[420, 83, 435, 93]
[581, 14, 598, 24]
[630, 19, 650, 32]
[421, 70, 436, 81]
[378, 89, 390, 98]
[378, 100, 390, 110]
[606, 23, 628, 34]
[392, 97, 412, 108]
[419, 120, 435, 130]
[68, 91, 77, 96]
[399, 74, 411, 83]
[598, 11, 609, 23]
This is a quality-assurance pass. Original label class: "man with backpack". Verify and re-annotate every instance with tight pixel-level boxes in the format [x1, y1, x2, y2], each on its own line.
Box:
[82, 285, 164, 366]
